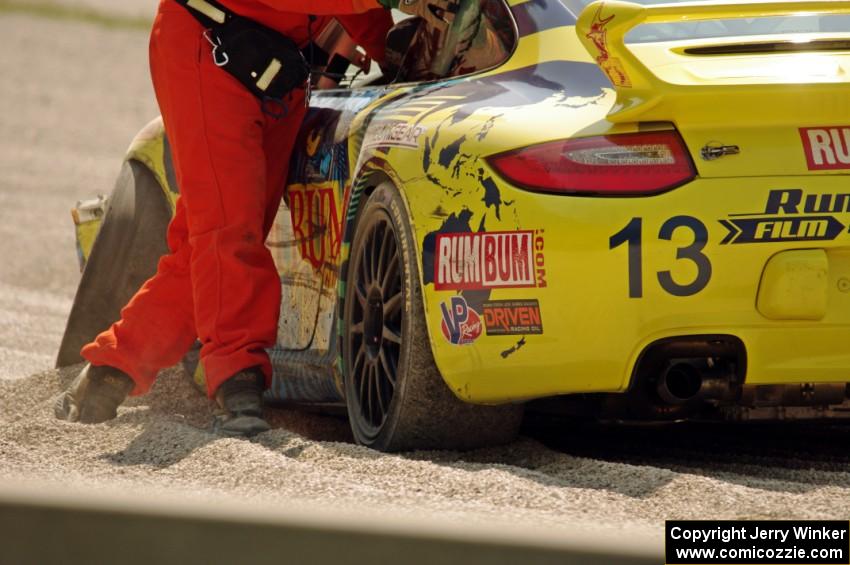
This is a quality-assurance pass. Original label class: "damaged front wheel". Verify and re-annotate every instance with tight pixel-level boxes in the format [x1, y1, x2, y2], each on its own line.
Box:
[56, 160, 171, 367]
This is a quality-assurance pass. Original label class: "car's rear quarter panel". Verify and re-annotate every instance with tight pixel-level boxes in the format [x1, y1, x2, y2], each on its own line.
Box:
[412, 161, 850, 404]
[380, 4, 850, 404]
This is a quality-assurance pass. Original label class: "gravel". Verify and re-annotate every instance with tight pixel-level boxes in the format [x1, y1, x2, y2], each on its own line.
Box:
[1, 6, 848, 551]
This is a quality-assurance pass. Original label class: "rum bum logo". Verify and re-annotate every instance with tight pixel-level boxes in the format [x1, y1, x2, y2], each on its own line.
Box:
[720, 188, 849, 245]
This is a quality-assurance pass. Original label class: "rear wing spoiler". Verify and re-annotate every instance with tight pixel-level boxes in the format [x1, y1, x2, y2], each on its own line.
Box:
[575, 0, 850, 122]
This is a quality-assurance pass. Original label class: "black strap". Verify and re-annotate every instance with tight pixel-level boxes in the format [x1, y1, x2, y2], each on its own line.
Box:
[174, 0, 323, 64]
[173, 0, 234, 29]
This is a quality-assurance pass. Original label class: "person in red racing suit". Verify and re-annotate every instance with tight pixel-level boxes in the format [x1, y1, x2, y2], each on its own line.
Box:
[55, 0, 456, 436]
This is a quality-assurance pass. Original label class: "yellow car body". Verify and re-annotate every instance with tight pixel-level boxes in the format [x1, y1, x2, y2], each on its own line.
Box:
[417, 0, 850, 405]
[72, 0, 850, 427]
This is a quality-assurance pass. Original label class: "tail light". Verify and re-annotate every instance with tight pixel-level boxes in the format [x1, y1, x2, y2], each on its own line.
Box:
[486, 131, 697, 196]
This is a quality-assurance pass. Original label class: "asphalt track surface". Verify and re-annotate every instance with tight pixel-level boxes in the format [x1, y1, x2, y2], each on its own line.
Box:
[2, 3, 850, 555]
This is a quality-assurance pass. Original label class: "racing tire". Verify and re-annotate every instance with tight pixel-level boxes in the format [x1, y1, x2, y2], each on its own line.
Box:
[56, 160, 171, 367]
[342, 181, 523, 451]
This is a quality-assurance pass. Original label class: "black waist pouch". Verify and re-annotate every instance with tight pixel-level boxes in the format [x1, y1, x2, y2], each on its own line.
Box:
[175, 0, 310, 113]
[211, 16, 310, 102]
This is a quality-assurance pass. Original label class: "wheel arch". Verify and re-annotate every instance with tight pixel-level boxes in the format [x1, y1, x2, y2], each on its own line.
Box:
[57, 158, 173, 367]
[334, 160, 447, 403]
[337, 178, 523, 450]
[125, 116, 180, 209]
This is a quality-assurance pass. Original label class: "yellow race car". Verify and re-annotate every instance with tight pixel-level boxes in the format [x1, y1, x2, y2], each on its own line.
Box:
[59, 0, 850, 451]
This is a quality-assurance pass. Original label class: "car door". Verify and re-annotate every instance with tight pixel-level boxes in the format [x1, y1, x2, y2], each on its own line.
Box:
[268, 90, 387, 351]
[269, 1, 515, 353]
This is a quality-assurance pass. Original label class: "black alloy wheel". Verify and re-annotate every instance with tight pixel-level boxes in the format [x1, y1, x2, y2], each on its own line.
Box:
[347, 212, 403, 436]
[343, 182, 523, 452]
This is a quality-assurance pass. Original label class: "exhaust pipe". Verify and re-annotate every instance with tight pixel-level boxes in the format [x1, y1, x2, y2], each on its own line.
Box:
[656, 359, 736, 405]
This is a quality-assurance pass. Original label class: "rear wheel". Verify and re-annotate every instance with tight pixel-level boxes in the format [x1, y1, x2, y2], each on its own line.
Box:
[342, 182, 523, 451]
[56, 160, 171, 367]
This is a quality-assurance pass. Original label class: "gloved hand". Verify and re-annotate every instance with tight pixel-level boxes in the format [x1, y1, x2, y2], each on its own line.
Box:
[398, 0, 458, 31]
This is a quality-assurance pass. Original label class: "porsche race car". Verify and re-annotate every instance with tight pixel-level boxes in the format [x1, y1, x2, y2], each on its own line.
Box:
[59, 0, 850, 450]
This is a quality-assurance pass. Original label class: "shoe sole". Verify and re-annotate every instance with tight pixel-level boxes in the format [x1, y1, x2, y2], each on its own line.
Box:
[212, 415, 271, 438]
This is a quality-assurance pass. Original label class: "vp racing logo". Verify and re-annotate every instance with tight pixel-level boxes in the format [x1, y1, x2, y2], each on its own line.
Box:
[440, 296, 482, 346]
[720, 189, 849, 244]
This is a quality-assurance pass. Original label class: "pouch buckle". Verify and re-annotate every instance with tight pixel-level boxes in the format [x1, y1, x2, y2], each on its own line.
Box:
[203, 29, 229, 67]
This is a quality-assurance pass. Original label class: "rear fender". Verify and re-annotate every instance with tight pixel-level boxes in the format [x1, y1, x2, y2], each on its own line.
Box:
[333, 160, 408, 397]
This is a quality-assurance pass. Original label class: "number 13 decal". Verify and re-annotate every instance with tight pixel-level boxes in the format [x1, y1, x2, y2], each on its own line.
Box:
[609, 216, 712, 298]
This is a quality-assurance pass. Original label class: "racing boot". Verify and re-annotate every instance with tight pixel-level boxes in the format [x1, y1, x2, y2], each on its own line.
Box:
[54, 363, 134, 423]
[212, 368, 270, 438]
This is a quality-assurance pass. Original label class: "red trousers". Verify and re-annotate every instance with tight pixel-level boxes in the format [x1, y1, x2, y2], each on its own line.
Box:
[82, 1, 305, 396]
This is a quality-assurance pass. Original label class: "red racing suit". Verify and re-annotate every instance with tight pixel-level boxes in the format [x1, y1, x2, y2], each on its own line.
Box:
[81, 0, 393, 397]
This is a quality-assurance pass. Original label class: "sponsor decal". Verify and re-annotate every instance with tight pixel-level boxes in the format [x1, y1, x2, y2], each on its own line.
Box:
[435, 231, 546, 290]
[305, 128, 322, 157]
[288, 182, 344, 270]
[440, 296, 482, 345]
[720, 188, 849, 244]
[483, 300, 543, 336]
[363, 122, 426, 150]
[800, 126, 850, 170]
[585, 3, 631, 88]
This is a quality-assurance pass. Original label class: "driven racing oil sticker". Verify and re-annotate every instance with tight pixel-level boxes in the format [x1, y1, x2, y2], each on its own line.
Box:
[434, 231, 546, 290]
[482, 299, 543, 336]
[440, 296, 482, 345]
[800, 126, 850, 170]
[720, 188, 848, 244]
